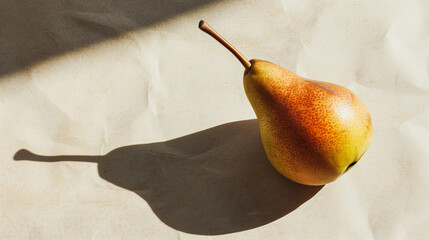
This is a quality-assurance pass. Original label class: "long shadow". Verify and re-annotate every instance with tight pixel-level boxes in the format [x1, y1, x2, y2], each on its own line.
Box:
[14, 119, 323, 235]
[0, 0, 219, 77]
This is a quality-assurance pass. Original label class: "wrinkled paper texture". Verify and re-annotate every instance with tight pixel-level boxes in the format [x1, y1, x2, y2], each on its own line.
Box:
[1, 0, 429, 239]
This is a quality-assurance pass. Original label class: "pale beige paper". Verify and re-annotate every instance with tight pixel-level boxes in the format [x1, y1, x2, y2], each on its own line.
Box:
[1, 0, 429, 239]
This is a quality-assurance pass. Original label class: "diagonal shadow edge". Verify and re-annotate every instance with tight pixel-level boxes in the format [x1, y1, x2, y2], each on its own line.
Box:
[13, 119, 323, 235]
[1, 0, 222, 77]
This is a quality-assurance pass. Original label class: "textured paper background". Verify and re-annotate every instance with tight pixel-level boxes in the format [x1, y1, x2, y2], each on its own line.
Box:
[1, 0, 429, 239]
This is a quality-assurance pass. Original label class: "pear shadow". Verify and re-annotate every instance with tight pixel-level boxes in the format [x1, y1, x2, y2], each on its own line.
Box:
[14, 120, 323, 235]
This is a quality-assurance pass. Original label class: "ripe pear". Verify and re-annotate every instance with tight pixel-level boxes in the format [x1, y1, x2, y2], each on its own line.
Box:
[199, 21, 373, 186]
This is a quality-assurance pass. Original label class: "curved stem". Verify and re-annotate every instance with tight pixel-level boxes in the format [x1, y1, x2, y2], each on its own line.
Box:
[199, 20, 251, 69]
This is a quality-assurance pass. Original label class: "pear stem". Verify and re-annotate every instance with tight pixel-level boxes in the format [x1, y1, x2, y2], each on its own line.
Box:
[199, 20, 251, 69]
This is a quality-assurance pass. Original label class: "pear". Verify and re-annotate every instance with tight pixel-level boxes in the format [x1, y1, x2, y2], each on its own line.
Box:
[199, 21, 373, 186]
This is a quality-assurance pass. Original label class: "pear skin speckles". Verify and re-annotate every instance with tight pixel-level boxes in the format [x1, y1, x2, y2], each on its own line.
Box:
[243, 59, 373, 186]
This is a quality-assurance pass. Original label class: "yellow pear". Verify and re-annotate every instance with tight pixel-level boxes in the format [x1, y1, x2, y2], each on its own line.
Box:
[199, 21, 373, 185]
